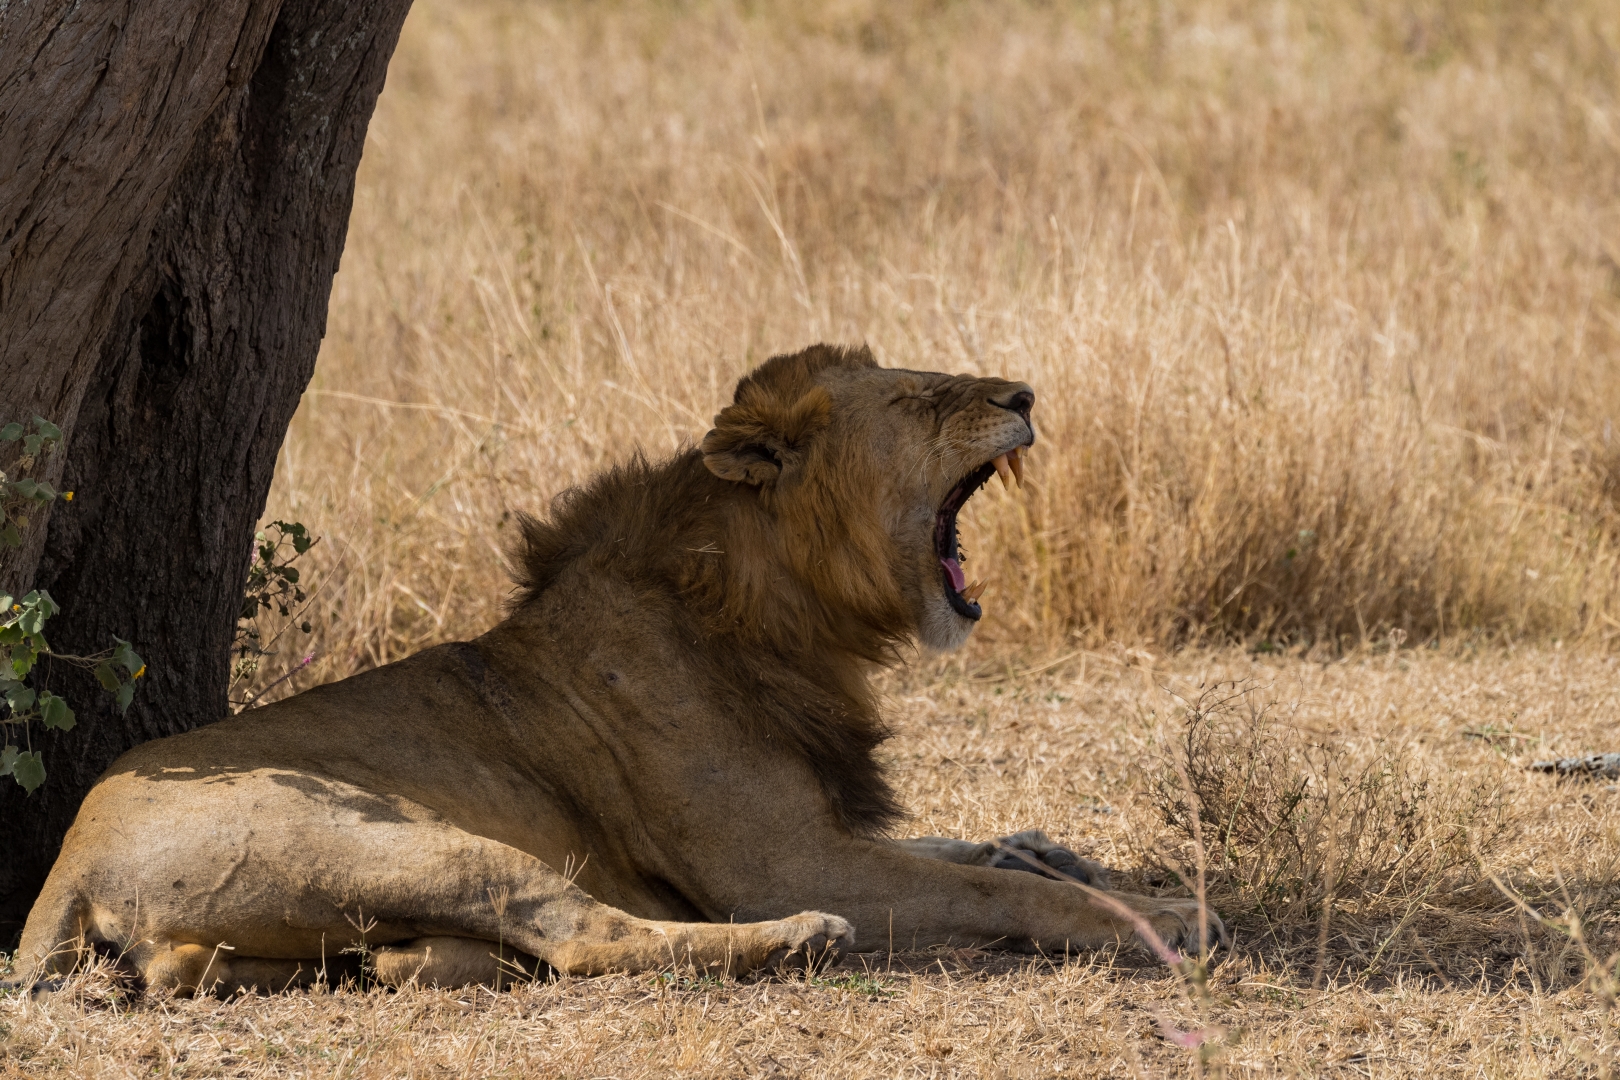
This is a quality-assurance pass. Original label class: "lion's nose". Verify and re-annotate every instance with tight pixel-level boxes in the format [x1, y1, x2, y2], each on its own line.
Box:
[990, 386, 1035, 425]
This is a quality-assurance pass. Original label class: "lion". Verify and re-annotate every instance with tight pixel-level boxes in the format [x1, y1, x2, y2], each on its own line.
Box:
[10, 344, 1224, 994]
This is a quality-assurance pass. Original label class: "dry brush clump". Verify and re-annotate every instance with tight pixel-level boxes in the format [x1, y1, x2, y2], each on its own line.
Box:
[1136, 672, 1620, 999]
[1145, 681, 1512, 979]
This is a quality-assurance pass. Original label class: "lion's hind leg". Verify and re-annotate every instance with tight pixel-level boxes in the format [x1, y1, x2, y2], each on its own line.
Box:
[895, 830, 1112, 888]
[130, 940, 234, 994]
[371, 936, 543, 989]
[127, 942, 363, 996]
[6, 876, 96, 992]
[991, 829, 1112, 888]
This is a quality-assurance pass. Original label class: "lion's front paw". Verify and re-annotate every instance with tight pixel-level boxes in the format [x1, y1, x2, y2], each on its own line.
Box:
[759, 911, 853, 974]
[1122, 896, 1229, 959]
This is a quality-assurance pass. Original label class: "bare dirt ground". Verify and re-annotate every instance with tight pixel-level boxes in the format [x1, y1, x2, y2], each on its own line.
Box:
[6, 646, 1616, 1078]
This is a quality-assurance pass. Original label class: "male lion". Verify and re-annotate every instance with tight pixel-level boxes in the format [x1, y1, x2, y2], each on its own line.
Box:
[12, 344, 1223, 994]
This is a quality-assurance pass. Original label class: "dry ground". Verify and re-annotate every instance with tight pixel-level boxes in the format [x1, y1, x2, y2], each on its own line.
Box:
[8, 0, 1620, 1075]
[5, 649, 1618, 1077]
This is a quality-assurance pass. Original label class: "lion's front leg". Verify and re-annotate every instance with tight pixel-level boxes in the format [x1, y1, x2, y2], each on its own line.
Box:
[704, 826, 1225, 961]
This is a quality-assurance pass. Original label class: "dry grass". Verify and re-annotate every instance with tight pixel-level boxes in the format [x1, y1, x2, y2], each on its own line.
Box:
[251, 0, 1620, 688]
[9, 0, 1620, 1075]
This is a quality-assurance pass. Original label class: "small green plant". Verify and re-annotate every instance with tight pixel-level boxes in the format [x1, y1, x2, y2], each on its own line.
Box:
[1, 418, 144, 793]
[240, 521, 317, 630]
[340, 907, 379, 992]
[1, 590, 145, 793]
[1, 416, 65, 552]
[231, 520, 320, 704]
[652, 971, 727, 991]
[811, 970, 895, 997]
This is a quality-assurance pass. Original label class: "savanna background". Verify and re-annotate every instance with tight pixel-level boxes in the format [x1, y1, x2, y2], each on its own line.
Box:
[5, 0, 1620, 1075]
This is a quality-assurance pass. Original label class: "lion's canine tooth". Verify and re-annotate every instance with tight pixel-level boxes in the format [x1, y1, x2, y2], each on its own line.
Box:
[1008, 447, 1024, 487]
[992, 454, 1012, 490]
[962, 580, 987, 603]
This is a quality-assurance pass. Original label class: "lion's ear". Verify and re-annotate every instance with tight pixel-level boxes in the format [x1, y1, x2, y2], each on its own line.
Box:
[701, 385, 833, 486]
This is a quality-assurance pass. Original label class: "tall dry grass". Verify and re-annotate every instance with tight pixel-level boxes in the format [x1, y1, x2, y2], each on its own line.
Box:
[257, 0, 1620, 696]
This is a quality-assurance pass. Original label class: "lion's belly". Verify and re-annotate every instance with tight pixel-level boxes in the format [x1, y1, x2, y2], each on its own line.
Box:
[42, 630, 804, 946]
[58, 746, 707, 954]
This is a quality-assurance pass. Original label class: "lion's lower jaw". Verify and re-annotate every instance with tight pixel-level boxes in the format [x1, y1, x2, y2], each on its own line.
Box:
[917, 596, 976, 651]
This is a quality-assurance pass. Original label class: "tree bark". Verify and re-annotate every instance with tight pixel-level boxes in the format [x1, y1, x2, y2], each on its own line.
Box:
[0, 0, 413, 942]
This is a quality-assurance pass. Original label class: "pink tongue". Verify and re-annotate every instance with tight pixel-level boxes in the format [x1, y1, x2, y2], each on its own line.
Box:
[940, 557, 966, 593]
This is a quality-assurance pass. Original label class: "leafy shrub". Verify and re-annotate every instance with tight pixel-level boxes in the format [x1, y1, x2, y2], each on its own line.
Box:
[231, 520, 320, 706]
[0, 418, 142, 792]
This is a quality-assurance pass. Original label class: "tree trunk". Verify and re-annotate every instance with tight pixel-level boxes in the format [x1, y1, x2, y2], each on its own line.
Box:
[0, 0, 413, 942]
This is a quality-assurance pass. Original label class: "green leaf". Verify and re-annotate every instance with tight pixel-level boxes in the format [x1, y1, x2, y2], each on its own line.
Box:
[33, 481, 56, 500]
[0, 745, 17, 776]
[112, 639, 144, 677]
[12, 750, 45, 793]
[33, 590, 60, 619]
[277, 522, 314, 554]
[94, 662, 121, 692]
[0, 523, 20, 548]
[0, 422, 23, 441]
[115, 680, 135, 714]
[22, 434, 41, 457]
[33, 417, 62, 442]
[12, 648, 36, 679]
[5, 683, 36, 713]
[279, 566, 300, 584]
[40, 693, 75, 731]
[12, 478, 37, 499]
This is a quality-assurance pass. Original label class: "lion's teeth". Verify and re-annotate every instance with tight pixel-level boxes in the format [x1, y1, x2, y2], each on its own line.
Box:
[962, 579, 987, 602]
[992, 454, 1012, 490]
[1008, 447, 1024, 487]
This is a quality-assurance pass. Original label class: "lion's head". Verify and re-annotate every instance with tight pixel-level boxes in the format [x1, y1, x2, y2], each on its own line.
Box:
[700, 344, 1035, 652]
[510, 344, 1034, 833]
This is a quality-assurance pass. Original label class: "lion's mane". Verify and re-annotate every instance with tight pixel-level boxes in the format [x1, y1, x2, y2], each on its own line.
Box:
[508, 346, 906, 835]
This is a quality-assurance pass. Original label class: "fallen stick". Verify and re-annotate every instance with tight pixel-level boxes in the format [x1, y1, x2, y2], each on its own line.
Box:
[1527, 752, 1620, 780]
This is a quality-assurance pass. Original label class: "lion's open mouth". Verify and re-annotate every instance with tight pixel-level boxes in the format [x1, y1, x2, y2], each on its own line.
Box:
[934, 448, 1025, 620]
